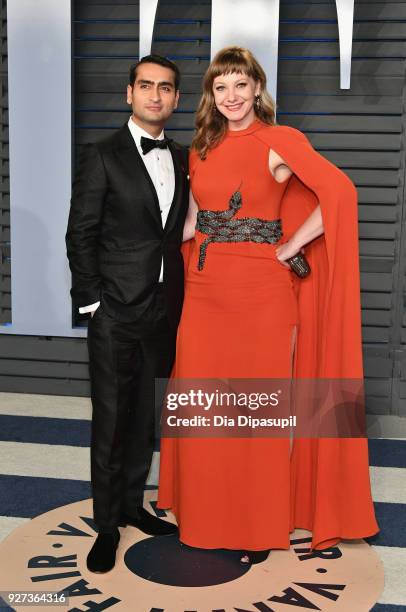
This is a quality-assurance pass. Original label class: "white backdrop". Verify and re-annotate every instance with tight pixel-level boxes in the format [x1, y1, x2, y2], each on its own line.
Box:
[2, 0, 354, 337]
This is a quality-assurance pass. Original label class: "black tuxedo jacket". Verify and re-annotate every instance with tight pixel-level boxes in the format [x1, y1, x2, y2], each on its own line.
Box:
[66, 123, 189, 328]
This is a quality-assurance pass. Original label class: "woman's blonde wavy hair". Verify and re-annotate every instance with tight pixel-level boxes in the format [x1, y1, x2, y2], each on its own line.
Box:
[192, 46, 277, 159]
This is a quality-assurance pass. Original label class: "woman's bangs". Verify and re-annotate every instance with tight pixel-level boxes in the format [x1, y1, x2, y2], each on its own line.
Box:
[210, 58, 255, 80]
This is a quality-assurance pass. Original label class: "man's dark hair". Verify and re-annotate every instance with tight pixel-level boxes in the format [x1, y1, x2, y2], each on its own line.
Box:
[129, 55, 181, 90]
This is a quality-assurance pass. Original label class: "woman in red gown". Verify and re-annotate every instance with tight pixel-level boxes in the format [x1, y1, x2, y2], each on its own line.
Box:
[157, 46, 379, 564]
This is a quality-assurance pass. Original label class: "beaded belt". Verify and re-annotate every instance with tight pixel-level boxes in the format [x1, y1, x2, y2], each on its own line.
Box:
[195, 190, 283, 270]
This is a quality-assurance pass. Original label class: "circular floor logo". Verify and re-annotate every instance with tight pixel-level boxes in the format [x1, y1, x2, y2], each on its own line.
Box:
[0, 492, 384, 611]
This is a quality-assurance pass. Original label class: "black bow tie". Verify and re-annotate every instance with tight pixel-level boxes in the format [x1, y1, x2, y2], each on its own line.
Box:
[140, 136, 171, 155]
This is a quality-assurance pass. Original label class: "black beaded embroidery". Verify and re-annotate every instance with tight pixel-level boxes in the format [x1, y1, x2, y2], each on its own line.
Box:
[196, 190, 283, 270]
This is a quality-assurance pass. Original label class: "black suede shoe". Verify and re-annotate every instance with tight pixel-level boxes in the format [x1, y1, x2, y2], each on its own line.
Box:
[121, 507, 178, 536]
[86, 529, 120, 573]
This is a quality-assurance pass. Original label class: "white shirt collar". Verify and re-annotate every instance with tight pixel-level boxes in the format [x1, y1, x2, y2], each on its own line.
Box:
[127, 116, 165, 147]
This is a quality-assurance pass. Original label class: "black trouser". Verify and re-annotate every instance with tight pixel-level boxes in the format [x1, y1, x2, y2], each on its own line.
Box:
[87, 287, 175, 531]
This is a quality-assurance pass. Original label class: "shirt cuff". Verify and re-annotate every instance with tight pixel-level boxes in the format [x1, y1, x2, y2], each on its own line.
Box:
[79, 301, 100, 314]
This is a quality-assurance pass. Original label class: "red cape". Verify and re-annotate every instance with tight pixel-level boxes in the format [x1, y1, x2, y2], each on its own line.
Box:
[253, 125, 378, 548]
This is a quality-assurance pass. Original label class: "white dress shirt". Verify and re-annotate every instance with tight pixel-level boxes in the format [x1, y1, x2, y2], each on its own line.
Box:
[79, 116, 175, 314]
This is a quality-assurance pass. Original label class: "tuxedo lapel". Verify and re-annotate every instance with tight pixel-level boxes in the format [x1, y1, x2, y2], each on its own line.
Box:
[165, 139, 185, 234]
[114, 124, 163, 229]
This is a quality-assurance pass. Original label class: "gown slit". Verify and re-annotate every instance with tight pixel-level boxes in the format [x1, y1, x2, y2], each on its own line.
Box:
[289, 323, 298, 456]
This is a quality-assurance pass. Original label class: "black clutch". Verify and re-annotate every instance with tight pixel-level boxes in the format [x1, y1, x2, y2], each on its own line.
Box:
[285, 253, 311, 278]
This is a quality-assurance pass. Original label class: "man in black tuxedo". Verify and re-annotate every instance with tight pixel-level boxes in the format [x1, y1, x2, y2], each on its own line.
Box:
[66, 55, 189, 573]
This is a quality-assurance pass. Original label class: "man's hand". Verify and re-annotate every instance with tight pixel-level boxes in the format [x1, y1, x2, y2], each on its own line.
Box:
[79, 301, 100, 316]
[89, 304, 100, 318]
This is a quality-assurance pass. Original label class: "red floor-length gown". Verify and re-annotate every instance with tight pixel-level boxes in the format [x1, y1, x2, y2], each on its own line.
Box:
[157, 119, 379, 551]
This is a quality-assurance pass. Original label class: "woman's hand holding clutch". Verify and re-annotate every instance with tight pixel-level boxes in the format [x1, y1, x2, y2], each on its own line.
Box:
[275, 240, 311, 278]
[275, 240, 303, 267]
